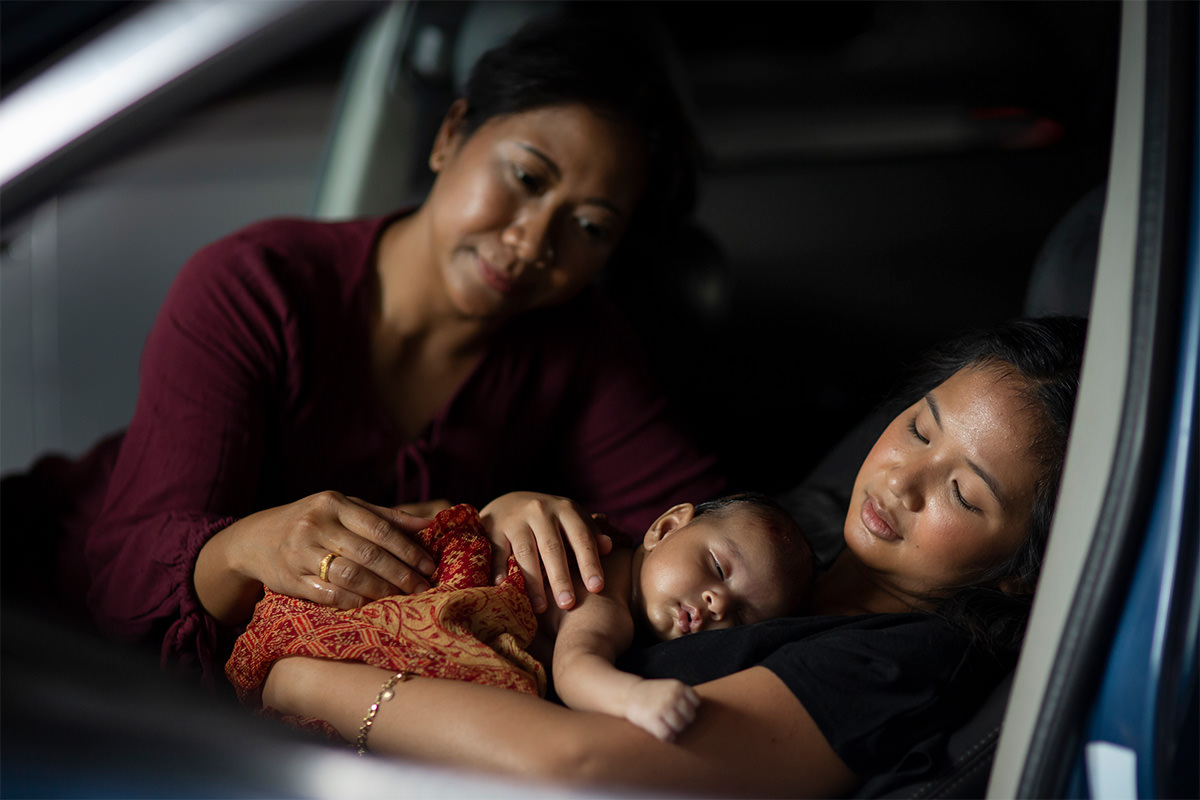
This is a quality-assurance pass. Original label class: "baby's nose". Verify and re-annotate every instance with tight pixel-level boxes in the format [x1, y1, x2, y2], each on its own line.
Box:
[703, 589, 727, 621]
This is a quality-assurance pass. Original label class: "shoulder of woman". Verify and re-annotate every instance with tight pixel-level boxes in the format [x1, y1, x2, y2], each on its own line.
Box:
[775, 612, 975, 660]
[759, 612, 1005, 718]
[170, 213, 402, 312]
[191, 214, 394, 276]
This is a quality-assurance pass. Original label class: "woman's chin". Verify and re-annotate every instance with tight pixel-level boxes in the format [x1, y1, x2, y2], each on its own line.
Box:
[448, 285, 515, 320]
[843, 517, 876, 553]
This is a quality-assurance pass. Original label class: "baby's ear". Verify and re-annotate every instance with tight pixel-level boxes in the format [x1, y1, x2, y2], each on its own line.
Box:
[643, 503, 695, 550]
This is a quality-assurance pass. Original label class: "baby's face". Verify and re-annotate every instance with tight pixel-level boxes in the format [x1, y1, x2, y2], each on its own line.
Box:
[636, 513, 797, 641]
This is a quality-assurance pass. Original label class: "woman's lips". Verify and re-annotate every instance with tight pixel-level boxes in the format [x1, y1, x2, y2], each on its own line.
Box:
[861, 495, 901, 541]
[478, 256, 517, 295]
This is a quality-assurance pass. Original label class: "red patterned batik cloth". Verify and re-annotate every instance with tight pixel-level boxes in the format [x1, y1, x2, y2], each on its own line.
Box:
[225, 504, 545, 735]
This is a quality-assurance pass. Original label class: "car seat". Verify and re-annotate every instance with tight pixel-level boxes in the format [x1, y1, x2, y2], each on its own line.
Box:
[310, 0, 548, 219]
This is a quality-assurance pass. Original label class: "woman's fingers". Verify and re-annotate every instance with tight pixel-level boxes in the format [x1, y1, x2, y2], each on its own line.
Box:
[292, 493, 434, 606]
[479, 491, 612, 611]
[308, 547, 410, 607]
[507, 521, 550, 613]
[305, 551, 389, 609]
[341, 497, 436, 577]
[559, 512, 606, 594]
[339, 497, 436, 591]
[488, 534, 512, 581]
[209, 491, 443, 618]
[532, 515, 578, 610]
[531, 514, 590, 610]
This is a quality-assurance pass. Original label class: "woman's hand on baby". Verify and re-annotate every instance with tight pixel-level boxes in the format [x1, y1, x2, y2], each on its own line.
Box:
[479, 491, 613, 613]
[625, 678, 701, 742]
[204, 491, 436, 619]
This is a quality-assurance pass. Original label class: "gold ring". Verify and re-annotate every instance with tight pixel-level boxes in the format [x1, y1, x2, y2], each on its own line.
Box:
[319, 552, 338, 582]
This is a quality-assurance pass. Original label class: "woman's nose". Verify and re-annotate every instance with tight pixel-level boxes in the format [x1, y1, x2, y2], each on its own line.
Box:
[502, 207, 555, 266]
[887, 460, 925, 511]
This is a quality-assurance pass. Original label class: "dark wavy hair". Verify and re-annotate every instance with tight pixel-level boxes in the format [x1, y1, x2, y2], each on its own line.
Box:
[897, 316, 1088, 655]
[457, 8, 699, 256]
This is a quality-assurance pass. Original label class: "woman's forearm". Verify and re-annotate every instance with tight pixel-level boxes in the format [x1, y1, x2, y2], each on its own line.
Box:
[263, 658, 858, 798]
[194, 520, 263, 625]
[263, 657, 594, 777]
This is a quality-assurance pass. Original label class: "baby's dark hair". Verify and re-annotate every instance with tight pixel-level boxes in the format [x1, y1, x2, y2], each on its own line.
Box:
[458, 9, 699, 249]
[695, 492, 814, 614]
[899, 316, 1087, 654]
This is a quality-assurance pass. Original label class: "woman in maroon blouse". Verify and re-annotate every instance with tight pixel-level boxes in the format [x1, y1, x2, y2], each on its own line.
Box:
[6, 12, 725, 685]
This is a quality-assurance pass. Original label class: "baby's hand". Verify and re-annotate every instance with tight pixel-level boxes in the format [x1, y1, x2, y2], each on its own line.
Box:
[624, 678, 700, 742]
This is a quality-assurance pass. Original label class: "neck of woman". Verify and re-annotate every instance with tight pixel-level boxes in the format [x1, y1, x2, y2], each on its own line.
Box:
[809, 551, 923, 616]
[366, 213, 498, 441]
[372, 211, 499, 358]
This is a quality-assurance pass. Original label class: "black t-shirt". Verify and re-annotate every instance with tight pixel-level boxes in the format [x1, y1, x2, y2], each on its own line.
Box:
[618, 613, 1012, 784]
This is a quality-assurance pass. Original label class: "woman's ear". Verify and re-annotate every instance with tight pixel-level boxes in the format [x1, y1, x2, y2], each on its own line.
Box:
[642, 503, 695, 550]
[429, 98, 470, 172]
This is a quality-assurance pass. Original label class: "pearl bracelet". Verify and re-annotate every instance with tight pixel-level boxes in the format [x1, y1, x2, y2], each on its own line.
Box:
[356, 670, 415, 756]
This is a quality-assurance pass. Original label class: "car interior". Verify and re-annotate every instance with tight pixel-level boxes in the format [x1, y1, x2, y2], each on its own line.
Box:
[308, 0, 1119, 499]
[1, 1, 1132, 797]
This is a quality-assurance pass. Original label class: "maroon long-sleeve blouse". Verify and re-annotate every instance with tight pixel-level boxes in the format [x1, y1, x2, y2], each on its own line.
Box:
[40, 212, 725, 684]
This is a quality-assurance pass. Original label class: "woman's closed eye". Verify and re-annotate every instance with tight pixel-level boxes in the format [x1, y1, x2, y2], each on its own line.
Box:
[511, 163, 542, 193]
[909, 413, 982, 512]
[574, 215, 613, 243]
[907, 417, 929, 444]
[952, 480, 980, 513]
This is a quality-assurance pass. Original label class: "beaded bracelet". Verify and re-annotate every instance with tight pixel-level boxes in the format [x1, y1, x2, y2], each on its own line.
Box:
[356, 670, 415, 756]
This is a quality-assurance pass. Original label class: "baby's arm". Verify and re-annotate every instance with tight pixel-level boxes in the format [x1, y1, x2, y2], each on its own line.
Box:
[550, 549, 700, 742]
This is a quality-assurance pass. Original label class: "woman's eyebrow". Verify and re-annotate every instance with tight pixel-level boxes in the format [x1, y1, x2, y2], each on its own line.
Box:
[516, 142, 626, 218]
[924, 394, 1008, 508]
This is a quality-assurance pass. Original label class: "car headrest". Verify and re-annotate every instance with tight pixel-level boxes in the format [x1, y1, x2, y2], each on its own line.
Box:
[1024, 185, 1104, 318]
[451, 1, 558, 94]
[312, 1, 558, 219]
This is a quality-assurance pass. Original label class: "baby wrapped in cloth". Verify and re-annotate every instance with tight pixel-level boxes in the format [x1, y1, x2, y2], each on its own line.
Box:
[226, 504, 546, 739]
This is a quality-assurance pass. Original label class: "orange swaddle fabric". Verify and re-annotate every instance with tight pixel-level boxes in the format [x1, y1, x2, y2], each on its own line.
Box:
[226, 504, 545, 738]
